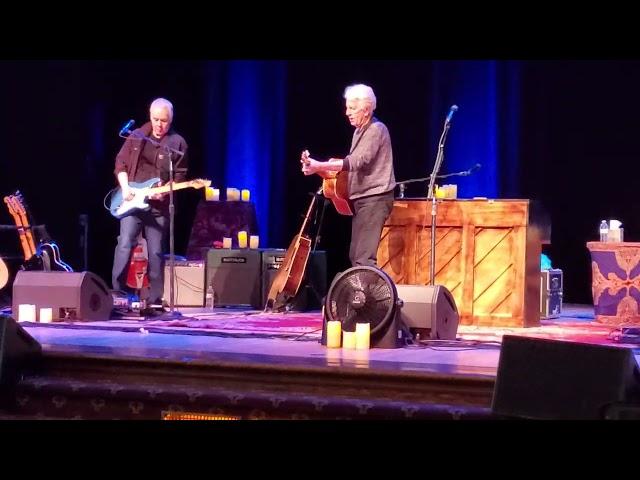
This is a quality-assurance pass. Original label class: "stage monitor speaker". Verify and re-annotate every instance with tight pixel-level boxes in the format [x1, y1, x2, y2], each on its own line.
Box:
[261, 249, 327, 311]
[163, 260, 205, 307]
[395, 284, 459, 340]
[492, 335, 640, 420]
[12, 270, 112, 321]
[0, 314, 42, 386]
[206, 249, 261, 308]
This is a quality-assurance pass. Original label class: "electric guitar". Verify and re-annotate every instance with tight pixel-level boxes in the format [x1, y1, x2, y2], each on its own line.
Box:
[109, 178, 211, 219]
[126, 235, 149, 290]
[4, 192, 73, 272]
[301, 150, 352, 216]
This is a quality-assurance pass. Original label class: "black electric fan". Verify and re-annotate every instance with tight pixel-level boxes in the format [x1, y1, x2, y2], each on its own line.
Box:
[322, 266, 404, 349]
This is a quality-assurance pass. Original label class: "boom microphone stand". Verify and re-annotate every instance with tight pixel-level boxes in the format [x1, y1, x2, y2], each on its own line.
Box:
[426, 105, 457, 286]
[118, 120, 191, 320]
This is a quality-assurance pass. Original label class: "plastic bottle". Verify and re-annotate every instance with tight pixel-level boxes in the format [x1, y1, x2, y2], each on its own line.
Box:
[599, 220, 609, 242]
[205, 282, 215, 309]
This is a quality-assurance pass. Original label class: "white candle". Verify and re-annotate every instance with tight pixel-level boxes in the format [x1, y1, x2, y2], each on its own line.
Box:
[226, 187, 235, 201]
[39, 307, 53, 323]
[326, 320, 342, 348]
[222, 237, 232, 249]
[249, 235, 259, 249]
[342, 331, 357, 349]
[355, 322, 370, 350]
[204, 187, 215, 201]
[18, 304, 36, 322]
[238, 231, 248, 249]
[241, 189, 250, 202]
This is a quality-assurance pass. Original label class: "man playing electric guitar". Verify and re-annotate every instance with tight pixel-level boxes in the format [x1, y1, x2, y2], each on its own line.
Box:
[111, 98, 189, 312]
[301, 84, 396, 268]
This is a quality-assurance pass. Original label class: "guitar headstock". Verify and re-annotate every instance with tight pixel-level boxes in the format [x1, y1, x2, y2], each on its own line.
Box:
[11, 191, 27, 217]
[189, 179, 211, 189]
[4, 195, 18, 218]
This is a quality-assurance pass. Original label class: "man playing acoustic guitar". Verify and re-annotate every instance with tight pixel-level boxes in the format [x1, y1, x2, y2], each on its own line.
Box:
[111, 98, 189, 311]
[301, 84, 396, 267]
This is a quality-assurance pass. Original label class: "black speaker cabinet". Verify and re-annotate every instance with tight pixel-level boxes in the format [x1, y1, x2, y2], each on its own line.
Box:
[261, 249, 327, 311]
[395, 284, 459, 340]
[12, 270, 112, 321]
[0, 314, 42, 386]
[206, 249, 261, 308]
[492, 335, 640, 420]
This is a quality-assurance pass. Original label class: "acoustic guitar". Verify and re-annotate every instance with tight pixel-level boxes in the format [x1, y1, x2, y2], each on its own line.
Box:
[265, 188, 321, 312]
[302, 150, 352, 216]
[0, 257, 8, 290]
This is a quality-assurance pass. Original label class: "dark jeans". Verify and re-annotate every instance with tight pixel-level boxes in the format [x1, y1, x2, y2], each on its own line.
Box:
[349, 190, 394, 267]
[112, 209, 168, 303]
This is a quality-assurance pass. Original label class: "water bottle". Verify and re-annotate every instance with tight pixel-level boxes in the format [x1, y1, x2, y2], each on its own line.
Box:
[205, 283, 215, 309]
[599, 220, 609, 242]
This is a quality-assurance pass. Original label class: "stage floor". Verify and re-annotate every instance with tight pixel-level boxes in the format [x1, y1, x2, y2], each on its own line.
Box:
[16, 303, 640, 379]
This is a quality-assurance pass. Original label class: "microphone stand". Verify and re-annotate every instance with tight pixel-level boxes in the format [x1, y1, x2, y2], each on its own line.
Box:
[426, 115, 454, 286]
[119, 126, 190, 320]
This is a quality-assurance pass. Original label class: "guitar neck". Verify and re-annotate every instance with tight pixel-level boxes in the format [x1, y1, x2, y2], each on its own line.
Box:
[147, 181, 195, 195]
[298, 187, 322, 236]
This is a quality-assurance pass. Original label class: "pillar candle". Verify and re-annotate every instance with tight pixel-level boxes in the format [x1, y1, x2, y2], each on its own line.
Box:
[237, 231, 248, 248]
[342, 331, 357, 349]
[355, 322, 371, 349]
[18, 304, 36, 322]
[226, 188, 236, 201]
[204, 187, 215, 201]
[222, 237, 232, 249]
[212, 188, 220, 201]
[249, 235, 259, 249]
[39, 307, 53, 323]
[326, 320, 342, 348]
[241, 189, 250, 202]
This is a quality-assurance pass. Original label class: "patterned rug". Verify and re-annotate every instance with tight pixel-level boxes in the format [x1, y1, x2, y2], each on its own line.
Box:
[19, 306, 640, 347]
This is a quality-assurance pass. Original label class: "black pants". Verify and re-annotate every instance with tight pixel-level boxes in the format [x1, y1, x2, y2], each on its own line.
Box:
[349, 190, 394, 267]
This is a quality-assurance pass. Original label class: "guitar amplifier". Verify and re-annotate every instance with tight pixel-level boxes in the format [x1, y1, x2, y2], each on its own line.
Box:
[205, 249, 262, 308]
[261, 249, 327, 311]
[163, 260, 205, 307]
[540, 269, 563, 319]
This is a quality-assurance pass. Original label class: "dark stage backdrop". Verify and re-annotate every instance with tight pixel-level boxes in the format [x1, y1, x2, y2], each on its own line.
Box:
[1, 60, 638, 305]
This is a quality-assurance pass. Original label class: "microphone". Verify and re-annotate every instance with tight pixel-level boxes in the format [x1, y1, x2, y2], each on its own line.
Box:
[464, 163, 482, 176]
[445, 105, 459, 124]
[119, 119, 135, 136]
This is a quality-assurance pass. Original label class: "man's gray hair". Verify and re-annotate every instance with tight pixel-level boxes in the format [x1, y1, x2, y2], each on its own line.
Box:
[343, 84, 377, 111]
[150, 97, 174, 121]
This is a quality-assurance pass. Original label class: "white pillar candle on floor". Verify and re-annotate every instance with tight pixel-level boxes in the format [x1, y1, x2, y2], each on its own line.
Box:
[249, 235, 259, 249]
[222, 237, 232, 249]
[241, 189, 250, 202]
[238, 231, 248, 249]
[18, 304, 36, 322]
[326, 320, 342, 348]
[342, 331, 357, 349]
[355, 322, 371, 349]
[39, 307, 53, 323]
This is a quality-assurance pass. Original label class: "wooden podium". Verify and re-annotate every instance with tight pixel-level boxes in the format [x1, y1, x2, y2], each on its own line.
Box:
[377, 199, 543, 327]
